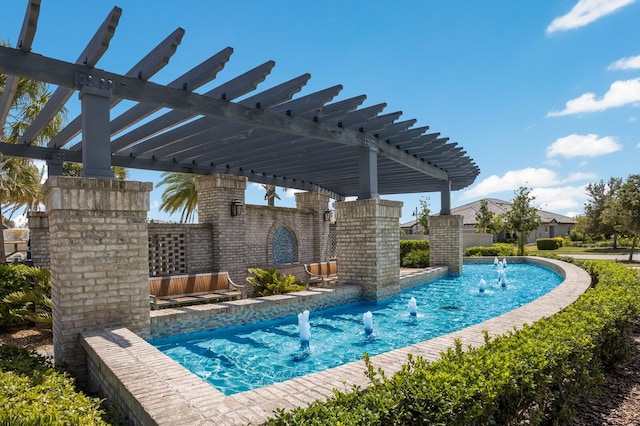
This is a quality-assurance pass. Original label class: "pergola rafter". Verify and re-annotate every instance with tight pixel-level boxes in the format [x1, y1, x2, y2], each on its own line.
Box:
[0, 1, 480, 204]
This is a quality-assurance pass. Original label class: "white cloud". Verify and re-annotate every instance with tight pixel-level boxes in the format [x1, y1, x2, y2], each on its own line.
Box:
[547, 78, 640, 116]
[460, 168, 559, 200]
[460, 168, 597, 200]
[546, 133, 622, 158]
[544, 158, 562, 167]
[637, 142, 640, 148]
[567, 171, 599, 181]
[608, 54, 640, 70]
[283, 187, 305, 198]
[150, 199, 160, 210]
[546, 0, 636, 33]
[532, 185, 588, 213]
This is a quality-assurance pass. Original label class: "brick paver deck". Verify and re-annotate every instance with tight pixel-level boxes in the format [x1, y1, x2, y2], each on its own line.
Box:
[81, 258, 591, 425]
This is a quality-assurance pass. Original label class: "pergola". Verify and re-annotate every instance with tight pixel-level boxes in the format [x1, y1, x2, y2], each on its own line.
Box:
[0, 1, 479, 213]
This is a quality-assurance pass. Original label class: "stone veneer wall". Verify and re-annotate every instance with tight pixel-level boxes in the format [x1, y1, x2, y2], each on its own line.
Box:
[294, 191, 331, 261]
[147, 223, 213, 276]
[27, 211, 49, 269]
[335, 199, 402, 301]
[44, 176, 151, 383]
[195, 174, 247, 284]
[429, 215, 464, 274]
[244, 206, 315, 278]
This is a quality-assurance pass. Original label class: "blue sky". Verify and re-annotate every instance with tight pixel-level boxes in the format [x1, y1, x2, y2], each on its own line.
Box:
[2, 0, 639, 224]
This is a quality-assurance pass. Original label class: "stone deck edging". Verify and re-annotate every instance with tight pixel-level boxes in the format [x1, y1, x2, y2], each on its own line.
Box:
[81, 258, 590, 425]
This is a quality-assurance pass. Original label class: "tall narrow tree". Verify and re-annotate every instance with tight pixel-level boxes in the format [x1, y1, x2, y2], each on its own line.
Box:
[616, 174, 640, 261]
[503, 187, 541, 256]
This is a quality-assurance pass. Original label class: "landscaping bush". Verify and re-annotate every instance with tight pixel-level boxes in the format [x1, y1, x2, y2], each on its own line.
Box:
[265, 260, 640, 425]
[0, 344, 110, 425]
[401, 250, 429, 268]
[399, 240, 429, 260]
[246, 267, 308, 296]
[464, 243, 516, 257]
[536, 237, 564, 250]
[0, 264, 52, 326]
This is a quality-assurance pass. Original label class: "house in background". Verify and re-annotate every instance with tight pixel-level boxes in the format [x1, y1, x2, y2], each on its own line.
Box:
[431, 198, 576, 244]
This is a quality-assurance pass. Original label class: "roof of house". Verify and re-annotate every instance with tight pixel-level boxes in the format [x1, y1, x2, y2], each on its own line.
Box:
[432, 198, 577, 226]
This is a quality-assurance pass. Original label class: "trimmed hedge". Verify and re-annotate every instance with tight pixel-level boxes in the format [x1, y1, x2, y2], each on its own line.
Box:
[464, 243, 516, 257]
[399, 240, 429, 260]
[536, 237, 564, 250]
[401, 249, 429, 268]
[265, 260, 640, 425]
[0, 345, 111, 425]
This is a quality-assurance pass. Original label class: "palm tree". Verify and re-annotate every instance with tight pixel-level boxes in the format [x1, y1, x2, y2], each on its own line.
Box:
[1, 47, 67, 261]
[156, 172, 198, 223]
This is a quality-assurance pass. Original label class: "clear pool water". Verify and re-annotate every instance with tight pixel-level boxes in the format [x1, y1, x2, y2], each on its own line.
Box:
[149, 263, 562, 395]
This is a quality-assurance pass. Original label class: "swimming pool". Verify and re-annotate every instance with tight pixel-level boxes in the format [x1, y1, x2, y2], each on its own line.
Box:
[149, 263, 562, 395]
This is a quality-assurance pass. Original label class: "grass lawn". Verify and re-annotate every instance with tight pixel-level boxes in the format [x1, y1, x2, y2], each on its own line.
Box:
[525, 245, 640, 264]
[525, 245, 633, 255]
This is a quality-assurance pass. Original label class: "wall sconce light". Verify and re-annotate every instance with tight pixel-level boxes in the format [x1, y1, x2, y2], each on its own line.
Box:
[323, 209, 332, 222]
[230, 199, 244, 217]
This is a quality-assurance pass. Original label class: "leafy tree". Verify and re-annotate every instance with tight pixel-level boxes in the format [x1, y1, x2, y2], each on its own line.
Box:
[156, 172, 198, 223]
[475, 199, 494, 233]
[416, 196, 430, 234]
[584, 178, 623, 246]
[61, 162, 128, 179]
[616, 174, 640, 261]
[503, 187, 541, 256]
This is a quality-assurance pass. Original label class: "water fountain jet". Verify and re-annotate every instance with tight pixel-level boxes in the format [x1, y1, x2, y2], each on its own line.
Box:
[298, 310, 311, 350]
[363, 311, 373, 335]
[479, 278, 486, 294]
[408, 297, 418, 316]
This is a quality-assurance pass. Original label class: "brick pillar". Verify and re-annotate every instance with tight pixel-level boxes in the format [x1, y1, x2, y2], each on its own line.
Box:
[27, 211, 49, 269]
[195, 174, 247, 283]
[429, 215, 463, 274]
[44, 176, 152, 383]
[294, 191, 331, 262]
[336, 199, 402, 301]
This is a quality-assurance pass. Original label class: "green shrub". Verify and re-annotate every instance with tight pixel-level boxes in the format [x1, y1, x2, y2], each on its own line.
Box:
[401, 250, 429, 268]
[0, 344, 110, 425]
[265, 260, 640, 425]
[399, 240, 429, 260]
[246, 268, 308, 296]
[0, 264, 52, 326]
[536, 237, 563, 250]
[464, 243, 516, 257]
[2, 267, 52, 325]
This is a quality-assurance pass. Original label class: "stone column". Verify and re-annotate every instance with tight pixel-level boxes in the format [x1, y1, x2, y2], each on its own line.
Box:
[429, 215, 463, 274]
[336, 199, 402, 301]
[44, 176, 152, 383]
[27, 211, 49, 269]
[195, 174, 247, 283]
[294, 191, 331, 262]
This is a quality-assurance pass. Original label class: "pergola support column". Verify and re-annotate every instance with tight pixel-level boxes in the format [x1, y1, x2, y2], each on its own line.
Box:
[195, 174, 247, 284]
[44, 176, 152, 384]
[80, 86, 114, 178]
[358, 145, 379, 200]
[336, 198, 402, 301]
[440, 180, 451, 215]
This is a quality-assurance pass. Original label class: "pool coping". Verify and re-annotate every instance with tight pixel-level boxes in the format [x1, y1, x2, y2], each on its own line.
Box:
[81, 257, 591, 425]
